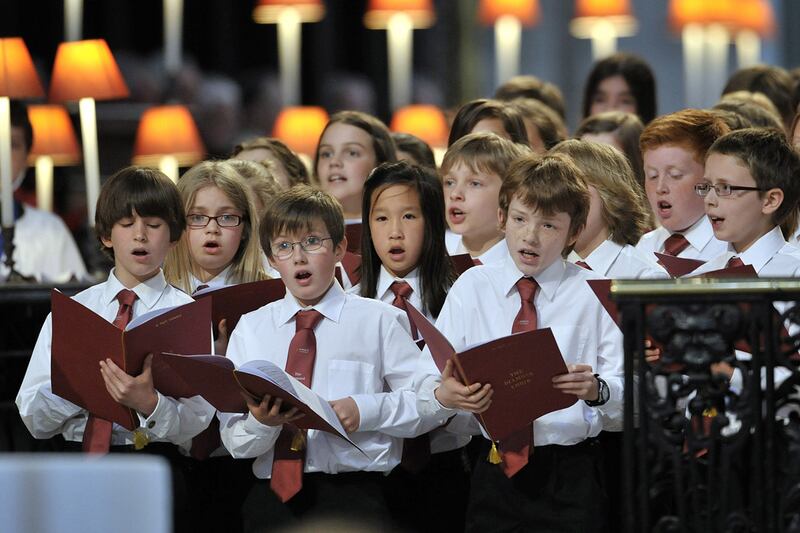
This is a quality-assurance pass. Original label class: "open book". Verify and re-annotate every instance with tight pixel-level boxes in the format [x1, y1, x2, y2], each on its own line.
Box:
[193, 277, 286, 332]
[404, 303, 576, 442]
[654, 252, 705, 277]
[152, 353, 360, 449]
[50, 290, 212, 431]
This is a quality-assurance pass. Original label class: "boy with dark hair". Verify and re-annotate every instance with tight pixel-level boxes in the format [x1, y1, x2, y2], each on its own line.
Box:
[415, 153, 623, 532]
[220, 185, 438, 530]
[2, 101, 87, 282]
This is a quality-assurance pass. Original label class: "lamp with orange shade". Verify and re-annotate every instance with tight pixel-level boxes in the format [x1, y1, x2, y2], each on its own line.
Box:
[570, 0, 638, 60]
[49, 39, 128, 226]
[479, 0, 539, 88]
[390, 105, 448, 147]
[732, 0, 774, 68]
[0, 38, 45, 281]
[28, 105, 81, 213]
[133, 105, 205, 182]
[272, 106, 330, 158]
[253, 0, 325, 107]
[364, 0, 435, 110]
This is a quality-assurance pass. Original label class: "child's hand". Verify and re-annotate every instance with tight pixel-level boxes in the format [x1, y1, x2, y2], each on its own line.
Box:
[99, 353, 158, 417]
[214, 318, 229, 356]
[330, 397, 360, 432]
[644, 339, 661, 363]
[434, 359, 493, 413]
[552, 364, 599, 401]
[244, 393, 304, 427]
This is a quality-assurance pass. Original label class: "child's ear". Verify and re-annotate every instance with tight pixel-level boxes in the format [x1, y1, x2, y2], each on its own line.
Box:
[566, 222, 584, 249]
[497, 208, 506, 233]
[100, 235, 113, 249]
[333, 236, 347, 261]
[761, 187, 783, 215]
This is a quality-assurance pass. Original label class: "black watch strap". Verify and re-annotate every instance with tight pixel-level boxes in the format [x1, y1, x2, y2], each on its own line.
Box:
[584, 373, 609, 407]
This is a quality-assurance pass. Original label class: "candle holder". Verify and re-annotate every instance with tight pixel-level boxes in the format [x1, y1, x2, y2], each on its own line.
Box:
[2, 225, 32, 283]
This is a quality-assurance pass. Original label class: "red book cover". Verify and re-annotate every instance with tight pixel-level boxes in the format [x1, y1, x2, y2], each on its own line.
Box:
[404, 302, 576, 442]
[696, 264, 757, 279]
[193, 277, 286, 332]
[587, 279, 617, 324]
[345, 223, 362, 254]
[51, 291, 212, 430]
[654, 252, 705, 277]
[450, 253, 476, 276]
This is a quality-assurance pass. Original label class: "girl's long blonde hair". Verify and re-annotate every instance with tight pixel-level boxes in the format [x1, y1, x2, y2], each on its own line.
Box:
[164, 160, 268, 293]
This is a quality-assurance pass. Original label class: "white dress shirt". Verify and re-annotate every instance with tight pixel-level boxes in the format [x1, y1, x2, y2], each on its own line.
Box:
[636, 216, 727, 263]
[190, 265, 233, 293]
[373, 265, 471, 453]
[576, 240, 669, 279]
[415, 254, 625, 443]
[450, 236, 509, 266]
[1, 205, 88, 283]
[16, 269, 216, 447]
[689, 226, 800, 278]
[219, 281, 441, 478]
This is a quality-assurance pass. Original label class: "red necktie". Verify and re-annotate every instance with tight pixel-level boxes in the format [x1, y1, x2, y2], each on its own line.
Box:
[83, 289, 138, 453]
[270, 309, 324, 503]
[576, 260, 592, 270]
[663, 234, 690, 256]
[388, 281, 431, 473]
[473, 258, 483, 266]
[726, 256, 744, 268]
[500, 278, 539, 477]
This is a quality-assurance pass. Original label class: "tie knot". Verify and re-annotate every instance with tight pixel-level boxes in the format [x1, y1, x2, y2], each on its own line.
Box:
[295, 310, 323, 331]
[516, 277, 538, 302]
[115, 289, 138, 307]
[663, 233, 690, 256]
[389, 281, 413, 300]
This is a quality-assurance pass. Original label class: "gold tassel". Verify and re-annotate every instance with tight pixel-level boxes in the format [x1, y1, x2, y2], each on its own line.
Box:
[132, 428, 150, 450]
[488, 442, 502, 464]
[290, 431, 306, 452]
[702, 407, 718, 418]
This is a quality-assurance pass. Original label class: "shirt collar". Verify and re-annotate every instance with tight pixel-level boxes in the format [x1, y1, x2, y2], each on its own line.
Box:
[191, 265, 232, 292]
[584, 239, 623, 276]
[679, 216, 715, 252]
[103, 268, 167, 310]
[456, 237, 508, 264]
[501, 253, 565, 303]
[376, 265, 420, 300]
[278, 279, 346, 326]
[736, 226, 787, 272]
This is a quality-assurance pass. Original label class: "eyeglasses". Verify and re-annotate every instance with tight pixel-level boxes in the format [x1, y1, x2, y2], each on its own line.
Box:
[271, 236, 333, 259]
[694, 183, 764, 198]
[186, 214, 243, 228]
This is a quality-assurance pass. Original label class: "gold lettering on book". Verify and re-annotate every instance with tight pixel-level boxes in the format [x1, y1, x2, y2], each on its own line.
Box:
[503, 369, 533, 390]
[155, 313, 182, 328]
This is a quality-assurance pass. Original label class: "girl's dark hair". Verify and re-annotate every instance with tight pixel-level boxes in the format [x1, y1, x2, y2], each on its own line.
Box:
[575, 110, 646, 188]
[447, 99, 529, 147]
[360, 161, 455, 317]
[313, 110, 397, 177]
[582, 53, 657, 124]
[391, 132, 436, 170]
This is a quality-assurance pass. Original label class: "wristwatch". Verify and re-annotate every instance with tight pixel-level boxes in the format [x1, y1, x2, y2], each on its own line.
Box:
[584, 374, 609, 407]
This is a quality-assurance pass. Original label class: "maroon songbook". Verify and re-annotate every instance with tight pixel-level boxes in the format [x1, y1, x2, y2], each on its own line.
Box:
[654, 252, 705, 277]
[51, 290, 212, 430]
[345, 222, 362, 254]
[404, 303, 577, 442]
[193, 277, 286, 332]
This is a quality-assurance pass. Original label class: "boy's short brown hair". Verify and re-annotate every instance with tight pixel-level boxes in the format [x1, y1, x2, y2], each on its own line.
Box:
[707, 128, 800, 234]
[639, 109, 729, 163]
[231, 136, 310, 187]
[499, 153, 590, 257]
[440, 132, 530, 182]
[260, 184, 345, 259]
[95, 166, 185, 259]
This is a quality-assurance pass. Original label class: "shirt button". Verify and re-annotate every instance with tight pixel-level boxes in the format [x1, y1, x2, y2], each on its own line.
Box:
[147, 421, 155, 429]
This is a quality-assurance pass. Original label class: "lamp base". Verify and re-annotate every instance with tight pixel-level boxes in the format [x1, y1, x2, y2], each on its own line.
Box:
[2, 225, 34, 283]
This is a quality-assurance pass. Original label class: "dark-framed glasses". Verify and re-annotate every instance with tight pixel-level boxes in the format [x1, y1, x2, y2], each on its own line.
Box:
[271, 236, 333, 259]
[694, 183, 764, 198]
[186, 214, 243, 228]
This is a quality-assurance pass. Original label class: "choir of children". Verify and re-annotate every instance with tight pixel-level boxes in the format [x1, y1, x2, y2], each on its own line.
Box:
[13, 63, 800, 533]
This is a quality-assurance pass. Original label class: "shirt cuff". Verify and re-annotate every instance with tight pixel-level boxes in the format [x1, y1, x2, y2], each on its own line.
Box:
[138, 391, 173, 438]
[243, 412, 281, 437]
[349, 394, 379, 431]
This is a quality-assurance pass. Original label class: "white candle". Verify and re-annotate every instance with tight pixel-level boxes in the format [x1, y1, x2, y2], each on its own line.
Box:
[79, 97, 100, 226]
[495, 15, 521, 89]
[163, 0, 184, 75]
[682, 24, 704, 109]
[277, 7, 302, 107]
[387, 12, 413, 111]
[159, 155, 179, 183]
[64, 0, 83, 41]
[0, 97, 12, 228]
[35, 155, 54, 212]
